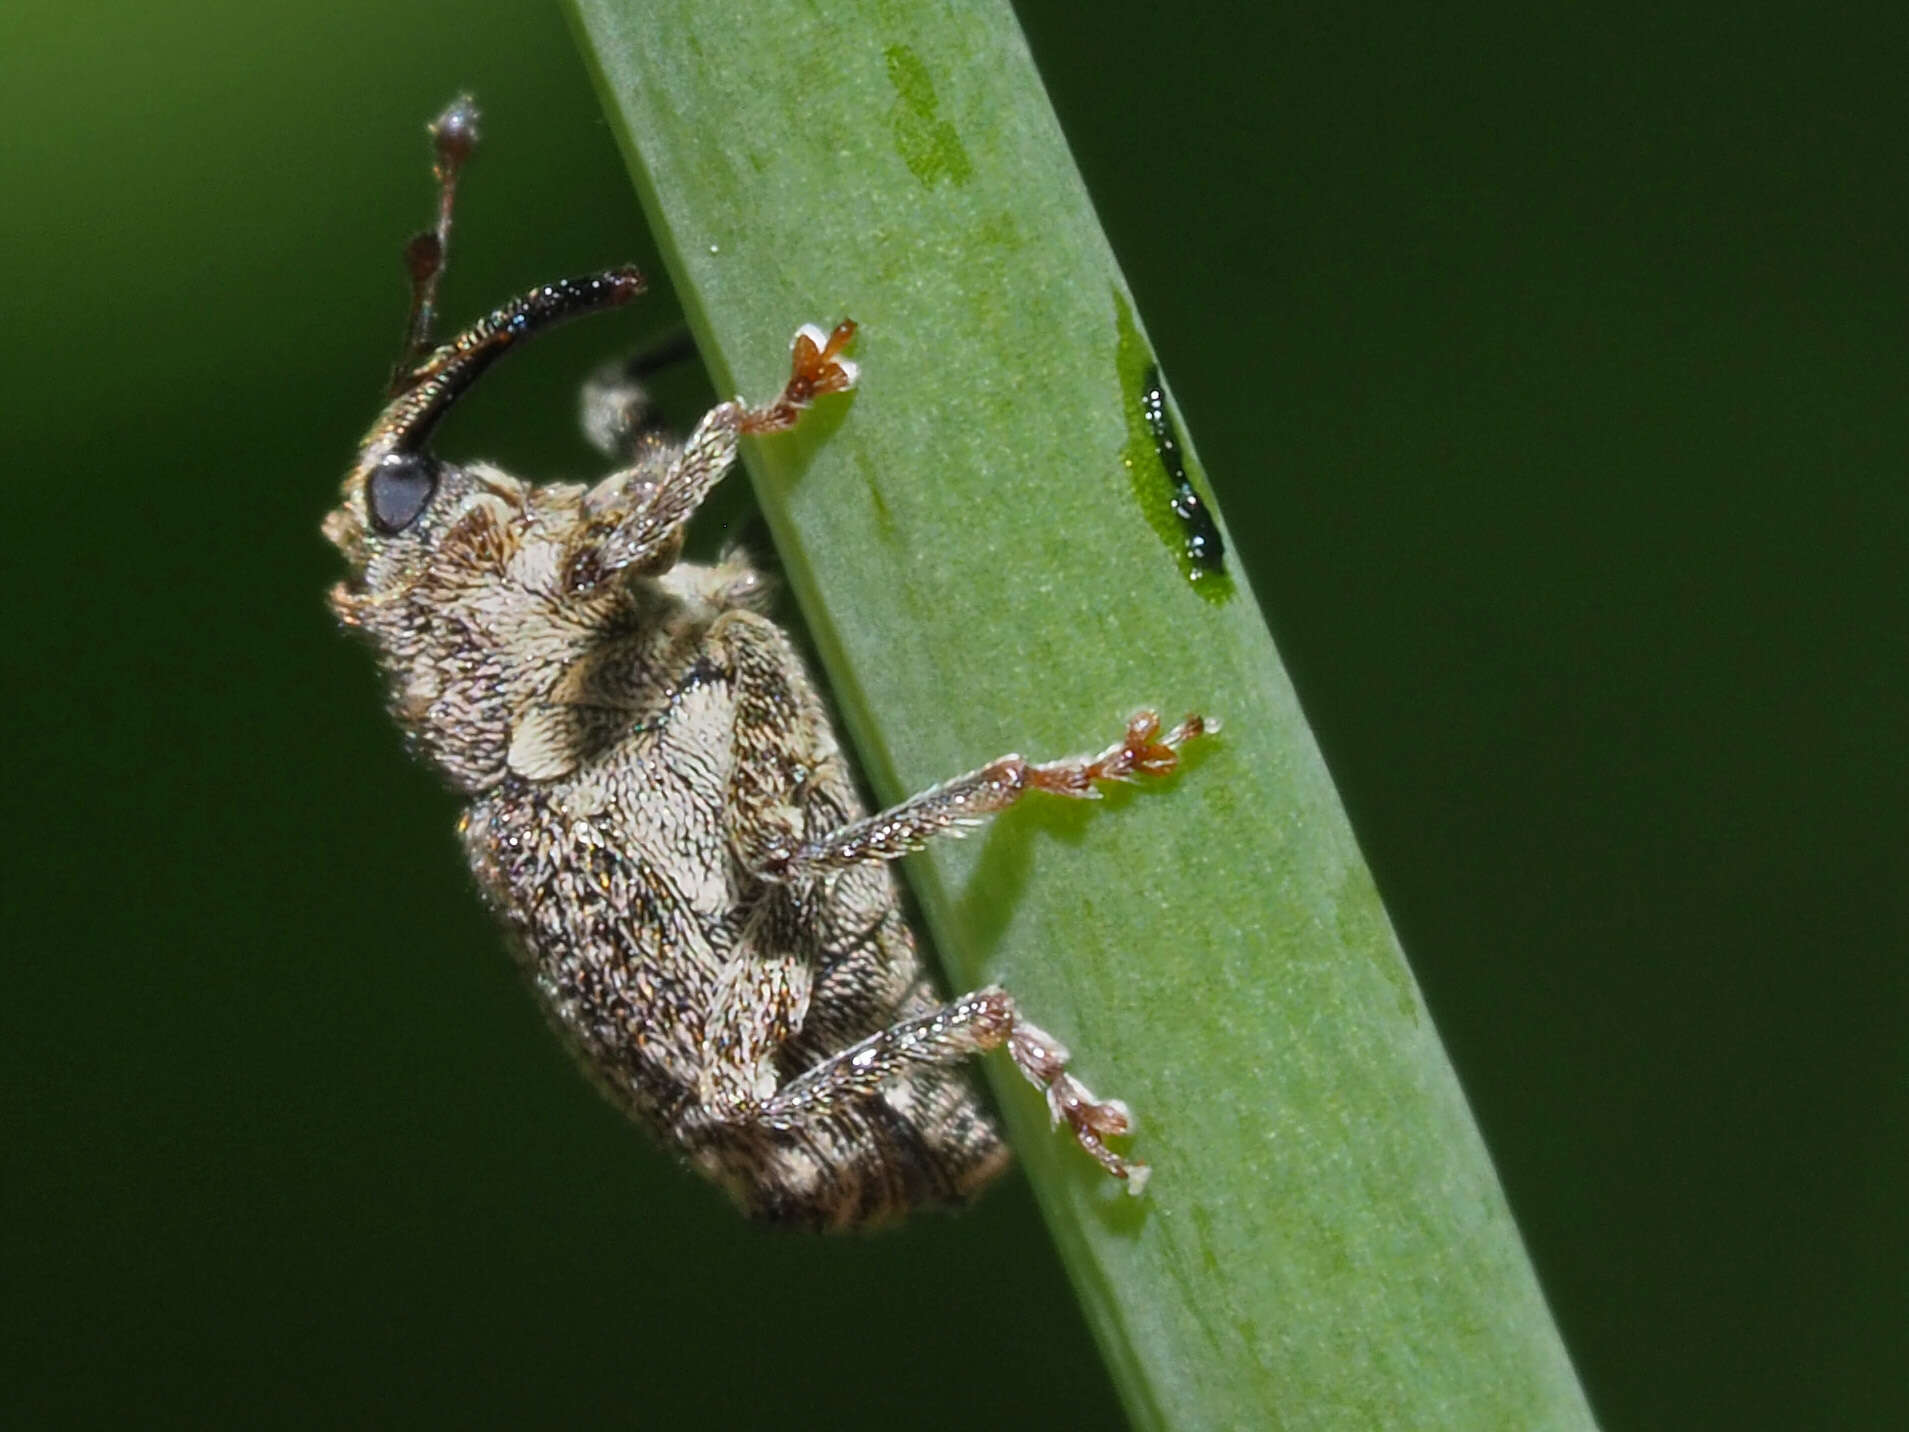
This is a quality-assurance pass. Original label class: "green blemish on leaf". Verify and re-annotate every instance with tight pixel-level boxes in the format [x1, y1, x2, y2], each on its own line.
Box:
[884, 45, 973, 188]
[864, 474, 894, 533]
[1113, 289, 1234, 604]
[971, 209, 1023, 252]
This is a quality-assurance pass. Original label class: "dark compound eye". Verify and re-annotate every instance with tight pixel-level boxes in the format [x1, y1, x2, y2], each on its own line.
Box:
[365, 452, 440, 534]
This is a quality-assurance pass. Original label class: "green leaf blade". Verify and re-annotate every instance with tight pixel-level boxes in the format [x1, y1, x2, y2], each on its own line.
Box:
[568, 4, 1595, 1427]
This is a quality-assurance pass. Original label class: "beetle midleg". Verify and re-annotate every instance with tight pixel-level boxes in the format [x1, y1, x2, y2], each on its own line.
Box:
[756, 710, 1209, 879]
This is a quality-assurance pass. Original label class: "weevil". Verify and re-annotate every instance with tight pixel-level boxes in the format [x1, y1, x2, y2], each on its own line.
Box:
[324, 98, 1209, 1228]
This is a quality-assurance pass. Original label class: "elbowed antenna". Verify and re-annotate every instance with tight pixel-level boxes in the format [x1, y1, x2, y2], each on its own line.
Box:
[363, 93, 647, 461]
[363, 267, 649, 459]
[392, 94, 483, 391]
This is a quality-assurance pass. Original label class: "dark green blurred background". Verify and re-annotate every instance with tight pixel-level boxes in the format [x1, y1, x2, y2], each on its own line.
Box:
[3, 3, 1901, 1427]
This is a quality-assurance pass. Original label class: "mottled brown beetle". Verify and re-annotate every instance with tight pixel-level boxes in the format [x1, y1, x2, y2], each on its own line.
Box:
[325, 98, 1208, 1228]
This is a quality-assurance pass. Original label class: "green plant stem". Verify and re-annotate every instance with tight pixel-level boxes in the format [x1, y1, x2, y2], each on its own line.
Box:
[567, 3, 1594, 1427]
